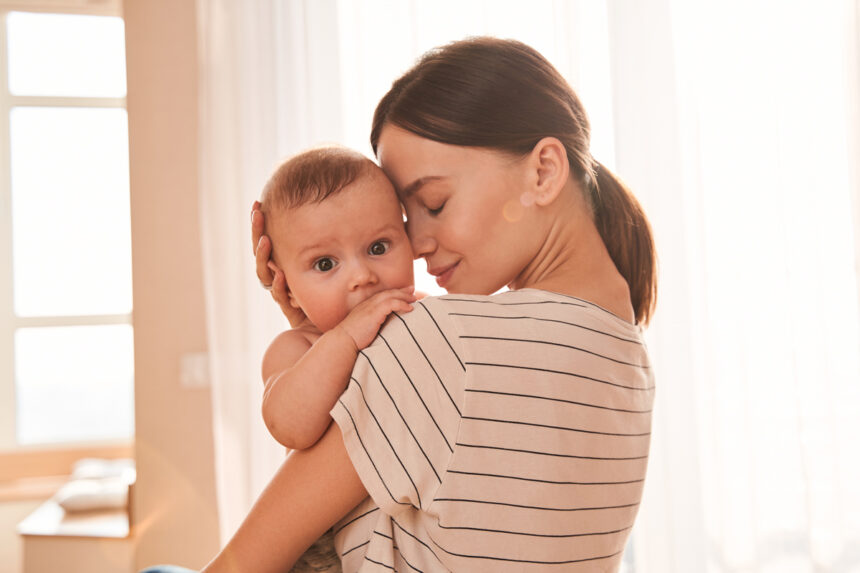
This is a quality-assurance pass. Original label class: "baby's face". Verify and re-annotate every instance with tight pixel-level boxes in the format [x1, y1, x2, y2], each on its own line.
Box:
[270, 168, 414, 332]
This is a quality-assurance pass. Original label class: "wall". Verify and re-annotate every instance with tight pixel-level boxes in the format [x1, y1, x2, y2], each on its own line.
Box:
[0, 499, 40, 573]
[124, 0, 220, 568]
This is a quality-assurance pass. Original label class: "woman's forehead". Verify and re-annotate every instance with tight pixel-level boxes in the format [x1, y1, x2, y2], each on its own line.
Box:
[377, 126, 467, 192]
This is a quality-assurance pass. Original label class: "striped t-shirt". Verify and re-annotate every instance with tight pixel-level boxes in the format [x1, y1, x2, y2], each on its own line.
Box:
[330, 288, 654, 572]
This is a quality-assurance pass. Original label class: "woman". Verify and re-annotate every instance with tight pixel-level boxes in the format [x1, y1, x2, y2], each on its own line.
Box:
[174, 36, 656, 573]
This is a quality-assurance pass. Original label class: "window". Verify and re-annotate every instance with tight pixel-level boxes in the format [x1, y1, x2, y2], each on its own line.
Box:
[0, 5, 133, 449]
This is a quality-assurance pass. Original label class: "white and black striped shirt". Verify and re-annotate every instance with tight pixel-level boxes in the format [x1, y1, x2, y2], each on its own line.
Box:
[331, 288, 654, 572]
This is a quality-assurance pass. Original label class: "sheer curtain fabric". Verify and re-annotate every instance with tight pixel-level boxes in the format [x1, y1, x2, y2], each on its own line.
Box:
[195, 1, 860, 571]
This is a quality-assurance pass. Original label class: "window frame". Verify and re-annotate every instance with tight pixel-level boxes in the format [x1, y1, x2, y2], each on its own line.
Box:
[0, 0, 132, 462]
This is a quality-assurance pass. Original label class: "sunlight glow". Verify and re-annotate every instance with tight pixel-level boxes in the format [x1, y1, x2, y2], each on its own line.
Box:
[669, 1, 860, 569]
[10, 107, 132, 317]
[15, 325, 134, 445]
[6, 12, 126, 97]
[6, 10, 132, 447]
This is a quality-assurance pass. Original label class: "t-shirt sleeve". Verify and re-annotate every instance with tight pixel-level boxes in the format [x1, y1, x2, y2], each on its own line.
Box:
[331, 297, 466, 516]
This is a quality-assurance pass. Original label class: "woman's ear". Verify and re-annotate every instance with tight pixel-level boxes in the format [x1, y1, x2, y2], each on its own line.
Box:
[527, 137, 569, 207]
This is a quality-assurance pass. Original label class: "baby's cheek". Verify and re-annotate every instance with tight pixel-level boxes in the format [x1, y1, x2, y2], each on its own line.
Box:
[399, 258, 416, 286]
[314, 307, 347, 332]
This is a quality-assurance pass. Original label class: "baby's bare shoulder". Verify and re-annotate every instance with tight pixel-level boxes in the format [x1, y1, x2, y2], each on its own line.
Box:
[270, 328, 315, 350]
[261, 327, 318, 382]
[288, 324, 323, 345]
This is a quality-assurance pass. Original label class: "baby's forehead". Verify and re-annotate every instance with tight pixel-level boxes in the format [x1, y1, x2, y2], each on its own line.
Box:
[274, 173, 403, 226]
[360, 163, 397, 191]
[272, 195, 405, 259]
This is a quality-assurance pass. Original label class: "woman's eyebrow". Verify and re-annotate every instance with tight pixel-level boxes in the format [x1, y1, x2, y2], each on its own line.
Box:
[402, 176, 445, 198]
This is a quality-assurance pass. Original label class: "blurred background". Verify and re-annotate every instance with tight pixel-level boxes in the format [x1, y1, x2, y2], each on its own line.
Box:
[0, 0, 858, 571]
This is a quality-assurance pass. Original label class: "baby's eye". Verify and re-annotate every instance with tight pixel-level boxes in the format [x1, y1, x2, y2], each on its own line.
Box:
[313, 257, 336, 272]
[369, 241, 389, 256]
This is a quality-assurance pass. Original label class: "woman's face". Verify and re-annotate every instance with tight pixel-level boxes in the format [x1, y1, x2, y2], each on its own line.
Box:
[377, 124, 542, 295]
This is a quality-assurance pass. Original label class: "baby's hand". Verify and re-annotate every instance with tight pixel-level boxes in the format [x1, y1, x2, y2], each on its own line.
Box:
[337, 287, 417, 350]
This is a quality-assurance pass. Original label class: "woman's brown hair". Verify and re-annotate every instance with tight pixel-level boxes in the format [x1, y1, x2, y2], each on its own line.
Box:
[371, 36, 657, 325]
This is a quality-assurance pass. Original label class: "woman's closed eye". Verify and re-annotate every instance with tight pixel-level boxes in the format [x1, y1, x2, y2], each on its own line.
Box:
[368, 240, 390, 256]
[427, 201, 446, 216]
[313, 257, 337, 272]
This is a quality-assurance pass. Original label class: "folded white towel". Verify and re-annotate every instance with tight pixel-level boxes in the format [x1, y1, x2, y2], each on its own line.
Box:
[54, 477, 129, 512]
[53, 458, 136, 513]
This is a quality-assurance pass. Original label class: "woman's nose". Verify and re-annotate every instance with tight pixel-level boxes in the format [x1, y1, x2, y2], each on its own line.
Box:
[408, 225, 437, 259]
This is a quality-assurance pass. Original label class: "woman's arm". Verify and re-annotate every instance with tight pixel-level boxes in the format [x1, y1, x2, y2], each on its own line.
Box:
[201, 423, 368, 573]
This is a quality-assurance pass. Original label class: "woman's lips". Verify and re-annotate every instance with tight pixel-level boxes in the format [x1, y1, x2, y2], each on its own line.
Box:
[432, 262, 459, 289]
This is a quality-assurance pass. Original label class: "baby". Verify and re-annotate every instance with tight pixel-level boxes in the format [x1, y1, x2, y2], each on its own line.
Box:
[257, 147, 415, 572]
[259, 145, 416, 451]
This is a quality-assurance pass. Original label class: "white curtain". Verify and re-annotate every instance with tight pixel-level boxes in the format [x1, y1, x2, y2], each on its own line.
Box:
[196, 0, 342, 542]
[611, 1, 860, 571]
[195, 1, 860, 570]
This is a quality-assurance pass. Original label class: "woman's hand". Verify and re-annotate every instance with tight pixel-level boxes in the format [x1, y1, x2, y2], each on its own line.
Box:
[252, 201, 306, 327]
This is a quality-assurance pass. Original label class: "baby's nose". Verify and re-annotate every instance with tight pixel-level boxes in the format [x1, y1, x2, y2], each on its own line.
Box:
[349, 262, 378, 290]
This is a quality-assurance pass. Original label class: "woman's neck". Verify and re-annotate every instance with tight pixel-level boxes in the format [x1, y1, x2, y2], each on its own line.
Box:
[510, 190, 635, 323]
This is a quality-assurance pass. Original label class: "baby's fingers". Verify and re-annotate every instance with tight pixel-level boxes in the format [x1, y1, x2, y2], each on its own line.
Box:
[388, 287, 418, 303]
[389, 298, 415, 313]
[377, 293, 415, 316]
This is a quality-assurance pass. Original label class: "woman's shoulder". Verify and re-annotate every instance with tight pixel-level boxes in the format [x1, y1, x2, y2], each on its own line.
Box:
[419, 289, 546, 307]
[412, 288, 645, 344]
[430, 288, 638, 322]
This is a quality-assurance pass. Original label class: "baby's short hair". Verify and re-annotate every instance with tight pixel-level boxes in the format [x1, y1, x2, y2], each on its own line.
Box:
[261, 146, 377, 212]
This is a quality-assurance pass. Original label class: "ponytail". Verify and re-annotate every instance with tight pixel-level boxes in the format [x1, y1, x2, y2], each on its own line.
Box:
[591, 162, 657, 325]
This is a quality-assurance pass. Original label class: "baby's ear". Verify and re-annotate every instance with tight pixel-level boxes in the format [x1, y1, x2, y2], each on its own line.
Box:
[267, 260, 298, 307]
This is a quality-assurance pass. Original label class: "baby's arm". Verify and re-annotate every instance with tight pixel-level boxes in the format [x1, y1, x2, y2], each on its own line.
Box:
[261, 328, 354, 449]
[261, 287, 415, 450]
